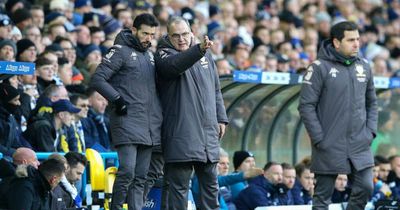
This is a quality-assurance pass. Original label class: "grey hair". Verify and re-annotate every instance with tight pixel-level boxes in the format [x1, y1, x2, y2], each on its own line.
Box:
[167, 16, 191, 34]
[219, 147, 229, 158]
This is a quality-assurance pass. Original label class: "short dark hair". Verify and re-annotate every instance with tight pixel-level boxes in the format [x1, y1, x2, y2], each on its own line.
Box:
[374, 155, 389, 165]
[39, 158, 66, 179]
[133, 13, 159, 29]
[263, 161, 280, 171]
[70, 93, 89, 105]
[281, 162, 294, 170]
[330, 21, 358, 42]
[65, 152, 88, 168]
[35, 56, 53, 68]
[295, 162, 311, 178]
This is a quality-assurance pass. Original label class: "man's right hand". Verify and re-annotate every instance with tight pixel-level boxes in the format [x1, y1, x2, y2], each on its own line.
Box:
[114, 96, 128, 116]
[243, 168, 263, 179]
[200, 35, 213, 53]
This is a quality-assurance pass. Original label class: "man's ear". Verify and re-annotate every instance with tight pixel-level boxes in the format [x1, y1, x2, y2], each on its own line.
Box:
[333, 38, 340, 49]
[131, 27, 137, 34]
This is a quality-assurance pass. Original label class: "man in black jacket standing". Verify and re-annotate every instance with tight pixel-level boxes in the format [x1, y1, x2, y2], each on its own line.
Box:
[298, 21, 378, 210]
[155, 16, 228, 210]
[90, 13, 162, 210]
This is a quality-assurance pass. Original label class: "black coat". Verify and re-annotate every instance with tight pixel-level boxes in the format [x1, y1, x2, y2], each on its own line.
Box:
[298, 40, 378, 174]
[90, 29, 162, 147]
[0, 165, 52, 210]
[155, 36, 228, 163]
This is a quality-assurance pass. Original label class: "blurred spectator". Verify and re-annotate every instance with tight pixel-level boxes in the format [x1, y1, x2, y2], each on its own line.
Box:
[52, 152, 87, 209]
[387, 155, 400, 199]
[16, 38, 37, 62]
[24, 99, 80, 152]
[0, 83, 27, 159]
[89, 26, 106, 46]
[0, 39, 17, 61]
[35, 56, 56, 95]
[29, 5, 44, 29]
[0, 147, 38, 180]
[216, 58, 233, 76]
[115, 8, 133, 28]
[93, 0, 112, 16]
[0, 14, 13, 40]
[11, 8, 32, 31]
[331, 174, 351, 203]
[372, 111, 394, 154]
[0, 158, 66, 210]
[229, 150, 256, 199]
[372, 56, 391, 77]
[281, 163, 296, 205]
[292, 162, 314, 205]
[70, 94, 90, 152]
[86, 88, 110, 152]
[57, 57, 73, 86]
[234, 162, 287, 209]
[22, 25, 44, 53]
[377, 156, 391, 183]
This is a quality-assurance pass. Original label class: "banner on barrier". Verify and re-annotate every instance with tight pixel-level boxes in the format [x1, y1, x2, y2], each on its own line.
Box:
[233, 71, 400, 89]
[0, 61, 35, 75]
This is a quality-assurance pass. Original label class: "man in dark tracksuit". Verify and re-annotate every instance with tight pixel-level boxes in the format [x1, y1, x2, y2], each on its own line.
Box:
[90, 14, 162, 210]
[155, 16, 228, 210]
[298, 21, 378, 210]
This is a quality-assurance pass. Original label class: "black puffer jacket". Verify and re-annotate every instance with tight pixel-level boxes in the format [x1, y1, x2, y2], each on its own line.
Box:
[90, 28, 162, 147]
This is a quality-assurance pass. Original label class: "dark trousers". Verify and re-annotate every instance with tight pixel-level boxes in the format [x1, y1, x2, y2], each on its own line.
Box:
[312, 166, 373, 210]
[164, 162, 219, 210]
[143, 151, 164, 201]
[111, 144, 152, 210]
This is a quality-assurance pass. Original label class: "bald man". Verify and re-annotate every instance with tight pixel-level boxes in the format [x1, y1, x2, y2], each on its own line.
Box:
[12, 147, 40, 169]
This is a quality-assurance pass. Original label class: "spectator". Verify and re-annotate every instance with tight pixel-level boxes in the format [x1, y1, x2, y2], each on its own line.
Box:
[16, 38, 37, 62]
[388, 155, 400, 199]
[0, 147, 39, 181]
[234, 162, 287, 209]
[52, 152, 87, 209]
[0, 158, 66, 210]
[216, 58, 233, 76]
[331, 174, 351, 203]
[24, 99, 80, 152]
[86, 88, 110, 152]
[230, 150, 256, 199]
[292, 162, 314, 205]
[11, 8, 32, 31]
[0, 14, 13, 40]
[35, 56, 56, 95]
[377, 156, 391, 183]
[0, 39, 17, 61]
[371, 156, 392, 204]
[281, 163, 296, 205]
[29, 5, 44, 30]
[70, 94, 90, 152]
[0, 83, 27, 159]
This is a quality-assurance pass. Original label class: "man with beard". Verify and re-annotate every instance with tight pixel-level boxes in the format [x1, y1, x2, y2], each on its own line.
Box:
[299, 21, 377, 210]
[90, 13, 162, 210]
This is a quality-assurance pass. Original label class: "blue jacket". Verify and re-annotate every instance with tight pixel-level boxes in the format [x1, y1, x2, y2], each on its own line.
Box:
[86, 109, 111, 151]
[291, 179, 313, 205]
[192, 173, 245, 209]
[234, 175, 287, 210]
